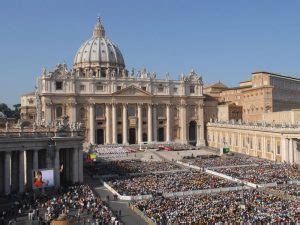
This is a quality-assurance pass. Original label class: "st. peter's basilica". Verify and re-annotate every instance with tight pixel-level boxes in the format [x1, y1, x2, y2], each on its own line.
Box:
[21, 17, 206, 146]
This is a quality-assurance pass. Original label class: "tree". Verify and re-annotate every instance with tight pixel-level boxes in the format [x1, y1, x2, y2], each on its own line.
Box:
[0, 103, 20, 119]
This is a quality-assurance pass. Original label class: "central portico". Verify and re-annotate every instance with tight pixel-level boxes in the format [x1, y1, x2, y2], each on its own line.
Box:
[87, 84, 205, 146]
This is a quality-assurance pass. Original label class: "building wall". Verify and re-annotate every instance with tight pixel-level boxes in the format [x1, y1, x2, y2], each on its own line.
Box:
[207, 122, 300, 165]
[261, 109, 300, 124]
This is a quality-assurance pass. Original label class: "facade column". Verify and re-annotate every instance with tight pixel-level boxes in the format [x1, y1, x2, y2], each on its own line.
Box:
[45, 103, 52, 124]
[197, 103, 205, 147]
[72, 148, 79, 184]
[54, 148, 60, 187]
[147, 104, 153, 143]
[89, 103, 95, 144]
[112, 103, 117, 144]
[78, 148, 83, 182]
[153, 104, 158, 142]
[180, 102, 187, 144]
[19, 151, 25, 193]
[137, 104, 142, 143]
[122, 104, 128, 144]
[4, 152, 11, 195]
[70, 103, 77, 124]
[33, 150, 39, 170]
[166, 104, 171, 142]
[105, 104, 111, 144]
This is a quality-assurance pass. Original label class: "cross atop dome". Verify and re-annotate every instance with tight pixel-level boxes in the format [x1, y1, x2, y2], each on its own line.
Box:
[93, 16, 105, 38]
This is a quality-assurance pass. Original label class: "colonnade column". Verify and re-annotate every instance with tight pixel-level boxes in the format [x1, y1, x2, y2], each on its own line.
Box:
[147, 104, 153, 143]
[281, 138, 288, 163]
[112, 103, 117, 144]
[197, 103, 205, 147]
[4, 152, 11, 195]
[122, 104, 128, 144]
[180, 102, 187, 144]
[288, 138, 294, 164]
[89, 103, 95, 145]
[166, 104, 171, 142]
[105, 104, 111, 144]
[54, 148, 60, 187]
[19, 151, 25, 193]
[137, 104, 142, 143]
[72, 148, 79, 183]
[153, 104, 157, 142]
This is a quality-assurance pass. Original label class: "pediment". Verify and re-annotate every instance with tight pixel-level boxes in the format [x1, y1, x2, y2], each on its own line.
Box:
[112, 85, 152, 96]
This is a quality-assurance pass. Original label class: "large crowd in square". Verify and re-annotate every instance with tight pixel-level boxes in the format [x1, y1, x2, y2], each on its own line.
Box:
[133, 189, 299, 224]
[213, 163, 300, 184]
[105, 171, 240, 196]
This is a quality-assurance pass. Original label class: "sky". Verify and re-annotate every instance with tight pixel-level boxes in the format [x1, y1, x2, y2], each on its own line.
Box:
[1, 0, 300, 106]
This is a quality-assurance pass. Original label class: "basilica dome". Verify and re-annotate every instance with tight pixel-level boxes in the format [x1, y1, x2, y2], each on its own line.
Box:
[73, 17, 125, 70]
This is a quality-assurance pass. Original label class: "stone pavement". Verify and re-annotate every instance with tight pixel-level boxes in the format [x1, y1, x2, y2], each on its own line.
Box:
[94, 186, 147, 225]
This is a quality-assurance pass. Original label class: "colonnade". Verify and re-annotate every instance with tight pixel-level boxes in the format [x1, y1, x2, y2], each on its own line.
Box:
[0, 147, 83, 195]
[282, 138, 298, 164]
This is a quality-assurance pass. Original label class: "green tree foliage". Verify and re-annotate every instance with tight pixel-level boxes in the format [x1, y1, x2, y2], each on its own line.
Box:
[0, 103, 20, 119]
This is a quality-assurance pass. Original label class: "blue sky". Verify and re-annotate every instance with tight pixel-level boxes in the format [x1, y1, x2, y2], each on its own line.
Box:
[1, 0, 300, 106]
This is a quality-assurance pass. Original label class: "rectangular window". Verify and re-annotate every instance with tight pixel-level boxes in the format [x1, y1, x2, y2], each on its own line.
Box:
[190, 85, 195, 94]
[173, 87, 178, 93]
[128, 106, 135, 116]
[95, 106, 104, 117]
[80, 85, 85, 91]
[277, 144, 280, 154]
[141, 86, 147, 91]
[96, 85, 104, 91]
[55, 82, 62, 90]
[158, 87, 164, 93]
[117, 86, 122, 91]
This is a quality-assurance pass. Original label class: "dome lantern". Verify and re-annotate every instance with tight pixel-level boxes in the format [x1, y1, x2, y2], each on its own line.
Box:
[93, 16, 105, 38]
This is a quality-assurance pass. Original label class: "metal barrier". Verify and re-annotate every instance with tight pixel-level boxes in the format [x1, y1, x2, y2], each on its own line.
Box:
[129, 202, 155, 225]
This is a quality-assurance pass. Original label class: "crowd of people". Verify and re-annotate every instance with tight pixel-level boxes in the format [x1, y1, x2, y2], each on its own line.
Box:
[105, 171, 239, 196]
[0, 185, 119, 225]
[133, 189, 300, 224]
[85, 160, 183, 176]
[214, 163, 300, 184]
[182, 153, 270, 168]
[272, 184, 300, 197]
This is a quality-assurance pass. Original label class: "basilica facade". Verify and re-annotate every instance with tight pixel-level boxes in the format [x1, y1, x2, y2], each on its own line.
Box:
[21, 18, 205, 146]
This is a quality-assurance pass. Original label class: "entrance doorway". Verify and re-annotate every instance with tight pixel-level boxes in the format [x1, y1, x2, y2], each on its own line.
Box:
[117, 134, 122, 144]
[189, 121, 197, 146]
[129, 128, 136, 144]
[142, 133, 147, 142]
[96, 129, 104, 144]
[158, 128, 164, 142]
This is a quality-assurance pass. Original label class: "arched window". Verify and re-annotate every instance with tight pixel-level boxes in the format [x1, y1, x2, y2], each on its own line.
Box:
[190, 85, 195, 94]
